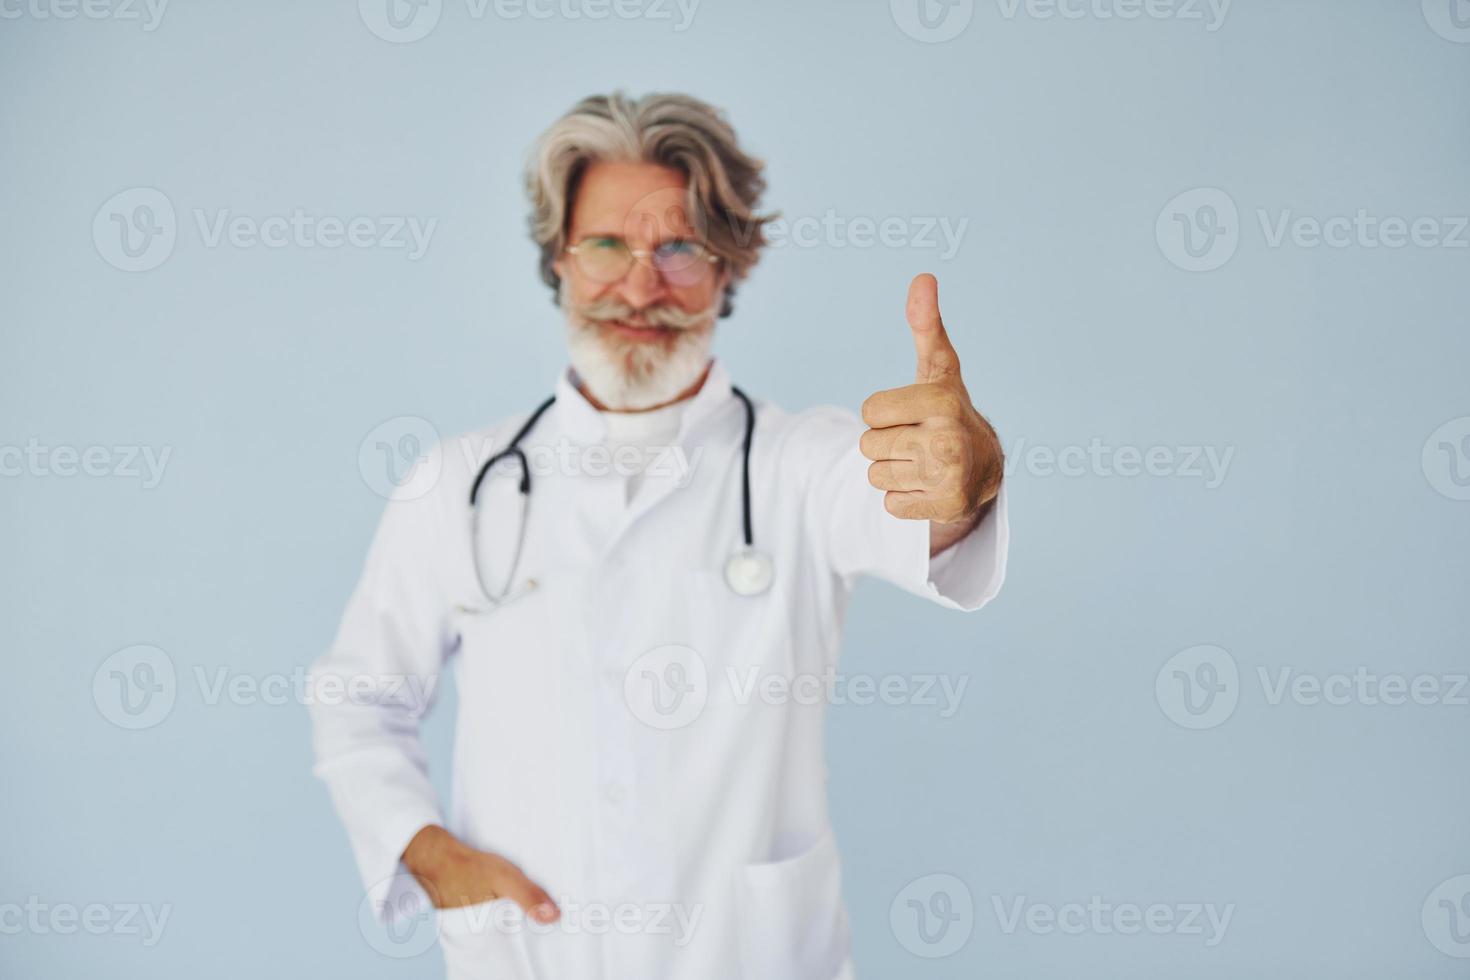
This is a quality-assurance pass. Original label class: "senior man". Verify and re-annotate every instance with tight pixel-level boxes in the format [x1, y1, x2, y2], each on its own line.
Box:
[310, 91, 1008, 980]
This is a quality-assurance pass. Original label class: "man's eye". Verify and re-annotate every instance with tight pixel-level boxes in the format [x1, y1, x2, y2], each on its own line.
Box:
[656, 240, 697, 258]
[587, 237, 623, 251]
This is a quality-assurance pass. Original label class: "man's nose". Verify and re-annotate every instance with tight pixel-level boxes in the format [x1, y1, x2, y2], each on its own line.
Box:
[615, 256, 667, 312]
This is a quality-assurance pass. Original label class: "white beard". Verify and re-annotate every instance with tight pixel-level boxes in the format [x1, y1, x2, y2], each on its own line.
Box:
[561, 288, 719, 411]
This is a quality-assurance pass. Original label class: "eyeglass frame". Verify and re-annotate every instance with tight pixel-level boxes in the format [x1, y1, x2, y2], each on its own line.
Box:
[563, 234, 722, 284]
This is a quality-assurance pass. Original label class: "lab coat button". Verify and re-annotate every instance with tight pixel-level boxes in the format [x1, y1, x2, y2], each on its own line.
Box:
[604, 782, 626, 805]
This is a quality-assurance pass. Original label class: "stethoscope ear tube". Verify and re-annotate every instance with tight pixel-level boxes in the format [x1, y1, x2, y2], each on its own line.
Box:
[469, 386, 773, 599]
[469, 396, 558, 506]
[729, 386, 756, 549]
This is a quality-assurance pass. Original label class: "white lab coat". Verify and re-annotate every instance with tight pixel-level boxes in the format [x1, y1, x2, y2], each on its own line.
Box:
[310, 361, 1008, 980]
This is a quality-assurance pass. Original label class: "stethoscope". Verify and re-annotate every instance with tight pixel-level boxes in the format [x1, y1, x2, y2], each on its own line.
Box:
[466, 386, 774, 606]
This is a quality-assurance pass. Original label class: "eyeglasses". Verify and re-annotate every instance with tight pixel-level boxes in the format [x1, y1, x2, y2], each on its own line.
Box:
[564, 235, 720, 288]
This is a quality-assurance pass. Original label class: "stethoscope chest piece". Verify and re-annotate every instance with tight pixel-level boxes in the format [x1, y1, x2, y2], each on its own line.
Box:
[724, 546, 774, 597]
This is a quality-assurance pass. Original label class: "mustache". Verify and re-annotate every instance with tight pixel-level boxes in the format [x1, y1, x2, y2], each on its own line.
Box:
[568, 295, 718, 331]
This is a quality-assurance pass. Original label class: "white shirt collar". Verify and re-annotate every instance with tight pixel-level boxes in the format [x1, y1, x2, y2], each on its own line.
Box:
[552, 360, 735, 445]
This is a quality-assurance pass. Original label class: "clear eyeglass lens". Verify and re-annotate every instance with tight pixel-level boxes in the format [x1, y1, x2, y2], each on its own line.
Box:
[653, 240, 711, 286]
[574, 237, 634, 282]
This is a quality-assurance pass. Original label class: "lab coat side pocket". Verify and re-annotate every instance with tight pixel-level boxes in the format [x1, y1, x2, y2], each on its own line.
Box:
[436, 899, 537, 980]
[735, 827, 853, 980]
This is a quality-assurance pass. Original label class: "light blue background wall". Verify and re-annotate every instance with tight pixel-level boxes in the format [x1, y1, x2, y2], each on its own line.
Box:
[3, 0, 1468, 976]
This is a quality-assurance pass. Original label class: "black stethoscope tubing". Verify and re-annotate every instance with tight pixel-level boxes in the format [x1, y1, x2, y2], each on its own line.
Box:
[469, 386, 758, 551]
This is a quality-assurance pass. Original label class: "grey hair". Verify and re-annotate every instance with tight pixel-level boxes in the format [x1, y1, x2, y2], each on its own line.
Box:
[525, 91, 775, 318]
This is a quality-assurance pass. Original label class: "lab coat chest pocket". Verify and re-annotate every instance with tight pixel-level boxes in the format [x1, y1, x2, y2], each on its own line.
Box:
[449, 579, 570, 777]
[736, 827, 852, 980]
[687, 569, 794, 704]
[452, 583, 560, 701]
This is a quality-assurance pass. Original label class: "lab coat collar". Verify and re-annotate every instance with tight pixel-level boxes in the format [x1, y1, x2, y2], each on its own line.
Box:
[552, 359, 735, 446]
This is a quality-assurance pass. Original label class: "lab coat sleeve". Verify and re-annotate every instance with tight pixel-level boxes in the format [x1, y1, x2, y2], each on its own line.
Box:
[795, 407, 1009, 611]
[308, 464, 453, 923]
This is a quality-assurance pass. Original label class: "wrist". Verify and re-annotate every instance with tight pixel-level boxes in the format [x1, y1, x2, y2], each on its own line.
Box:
[402, 824, 461, 881]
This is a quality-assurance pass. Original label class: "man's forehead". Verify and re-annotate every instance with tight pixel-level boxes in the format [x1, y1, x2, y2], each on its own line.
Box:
[570, 161, 700, 239]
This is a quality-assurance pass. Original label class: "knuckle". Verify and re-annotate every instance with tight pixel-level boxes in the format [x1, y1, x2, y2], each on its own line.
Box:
[938, 389, 967, 417]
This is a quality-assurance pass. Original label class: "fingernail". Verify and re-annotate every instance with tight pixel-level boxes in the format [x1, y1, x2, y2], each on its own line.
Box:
[532, 903, 556, 922]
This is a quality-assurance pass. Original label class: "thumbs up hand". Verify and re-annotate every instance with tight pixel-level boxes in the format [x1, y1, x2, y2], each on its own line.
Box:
[860, 274, 1003, 537]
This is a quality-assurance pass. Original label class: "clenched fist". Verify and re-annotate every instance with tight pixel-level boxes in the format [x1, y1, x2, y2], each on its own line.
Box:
[860, 274, 1003, 548]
